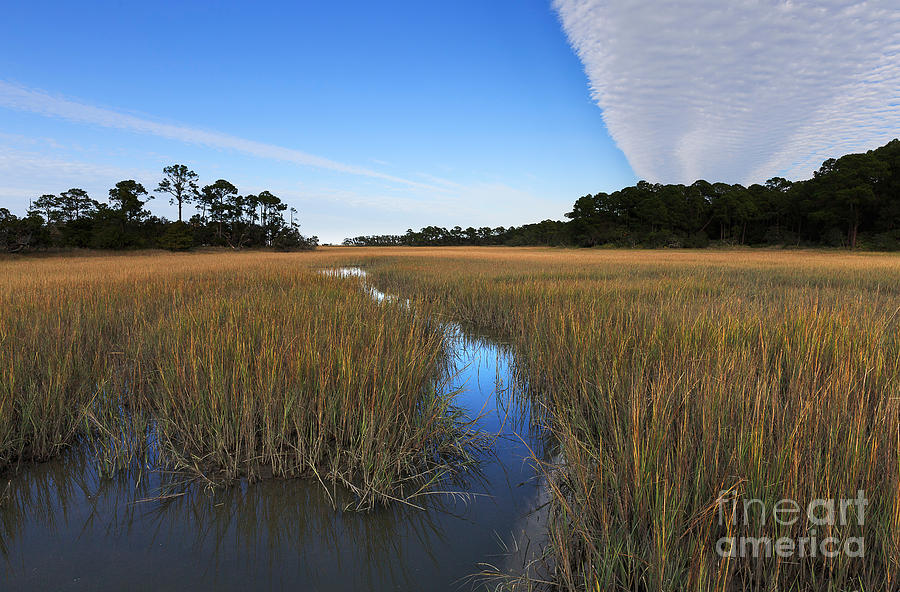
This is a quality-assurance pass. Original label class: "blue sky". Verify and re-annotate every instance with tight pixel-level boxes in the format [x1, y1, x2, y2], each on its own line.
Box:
[0, 1, 634, 243]
[2, 1, 897, 243]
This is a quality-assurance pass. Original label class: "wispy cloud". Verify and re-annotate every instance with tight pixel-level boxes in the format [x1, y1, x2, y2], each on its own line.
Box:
[554, 0, 900, 184]
[0, 81, 440, 191]
[0, 144, 560, 238]
[0, 146, 158, 212]
[0, 148, 151, 187]
[0, 82, 564, 240]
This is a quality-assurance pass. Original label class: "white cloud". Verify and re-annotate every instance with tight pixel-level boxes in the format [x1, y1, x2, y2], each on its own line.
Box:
[0, 81, 440, 191]
[0, 147, 159, 214]
[0, 146, 157, 208]
[554, 0, 900, 184]
[0, 148, 151, 189]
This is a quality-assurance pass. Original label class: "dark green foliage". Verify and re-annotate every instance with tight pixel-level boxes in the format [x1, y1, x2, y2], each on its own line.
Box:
[158, 221, 194, 251]
[156, 164, 199, 223]
[561, 140, 900, 249]
[0, 209, 43, 252]
[7, 165, 314, 253]
[58, 188, 98, 222]
[7, 140, 900, 252]
[272, 226, 318, 251]
[344, 220, 569, 247]
[90, 180, 155, 249]
[345, 139, 900, 250]
[108, 180, 152, 222]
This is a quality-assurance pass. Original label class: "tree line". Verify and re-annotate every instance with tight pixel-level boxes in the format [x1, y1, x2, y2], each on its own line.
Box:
[0, 164, 317, 252]
[342, 221, 568, 247]
[345, 139, 900, 250]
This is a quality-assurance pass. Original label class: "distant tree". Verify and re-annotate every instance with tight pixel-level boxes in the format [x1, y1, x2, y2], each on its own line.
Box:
[256, 191, 280, 226]
[810, 153, 889, 248]
[156, 164, 199, 222]
[158, 221, 194, 251]
[196, 179, 240, 245]
[197, 180, 237, 222]
[108, 180, 152, 222]
[30, 194, 63, 224]
[256, 191, 287, 245]
[223, 192, 259, 249]
[86, 180, 156, 249]
[0, 209, 23, 252]
[0, 208, 38, 252]
[765, 177, 792, 193]
[58, 188, 97, 222]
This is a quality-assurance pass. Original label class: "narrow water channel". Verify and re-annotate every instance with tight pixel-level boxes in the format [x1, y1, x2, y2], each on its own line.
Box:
[0, 268, 548, 591]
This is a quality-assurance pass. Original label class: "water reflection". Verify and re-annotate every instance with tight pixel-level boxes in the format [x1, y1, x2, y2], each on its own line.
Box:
[0, 268, 551, 591]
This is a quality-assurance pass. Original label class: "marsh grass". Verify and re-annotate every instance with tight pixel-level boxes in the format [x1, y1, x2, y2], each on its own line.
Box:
[4, 247, 899, 588]
[0, 251, 478, 507]
[354, 247, 900, 592]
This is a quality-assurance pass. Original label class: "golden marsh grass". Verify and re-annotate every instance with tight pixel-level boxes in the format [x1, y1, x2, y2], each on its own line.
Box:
[0, 251, 475, 507]
[2, 247, 899, 590]
[350, 247, 900, 591]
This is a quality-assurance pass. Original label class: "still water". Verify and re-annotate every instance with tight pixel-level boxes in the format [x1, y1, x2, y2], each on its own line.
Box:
[1, 269, 548, 591]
